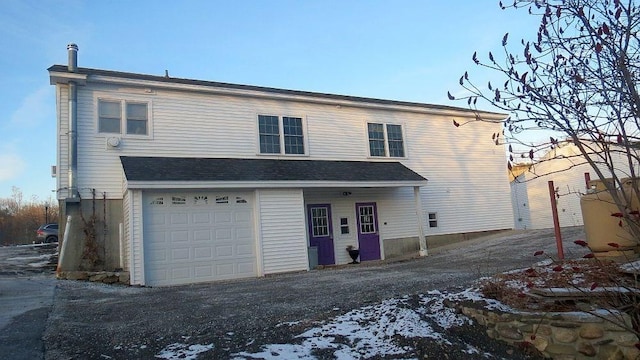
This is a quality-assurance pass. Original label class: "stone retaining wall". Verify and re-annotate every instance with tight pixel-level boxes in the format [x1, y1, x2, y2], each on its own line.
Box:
[459, 304, 639, 359]
[57, 271, 130, 285]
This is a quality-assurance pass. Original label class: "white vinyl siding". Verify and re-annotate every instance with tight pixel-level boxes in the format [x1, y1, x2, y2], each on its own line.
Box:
[67, 81, 512, 235]
[512, 144, 628, 230]
[406, 116, 513, 234]
[258, 189, 308, 274]
[122, 190, 131, 271]
[129, 190, 145, 285]
[511, 175, 532, 229]
[56, 84, 69, 198]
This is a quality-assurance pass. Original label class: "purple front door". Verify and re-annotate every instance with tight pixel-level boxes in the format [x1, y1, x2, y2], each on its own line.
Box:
[356, 202, 381, 261]
[307, 204, 335, 265]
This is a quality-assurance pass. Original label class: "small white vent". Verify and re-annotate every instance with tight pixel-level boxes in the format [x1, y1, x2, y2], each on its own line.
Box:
[106, 137, 121, 148]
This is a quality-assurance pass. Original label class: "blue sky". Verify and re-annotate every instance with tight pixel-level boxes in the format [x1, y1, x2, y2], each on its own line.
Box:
[0, 0, 540, 201]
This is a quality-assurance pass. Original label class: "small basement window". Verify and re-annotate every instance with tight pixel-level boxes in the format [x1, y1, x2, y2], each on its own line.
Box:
[428, 212, 438, 228]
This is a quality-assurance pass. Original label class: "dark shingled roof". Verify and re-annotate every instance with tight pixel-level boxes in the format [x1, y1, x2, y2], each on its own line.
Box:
[48, 64, 505, 117]
[120, 157, 427, 183]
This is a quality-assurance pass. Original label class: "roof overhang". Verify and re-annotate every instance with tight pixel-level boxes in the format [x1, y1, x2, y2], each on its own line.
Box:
[120, 156, 428, 190]
[47, 65, 507, 120]
[125, 180, 427, 190]
[49, 70, 87, 85]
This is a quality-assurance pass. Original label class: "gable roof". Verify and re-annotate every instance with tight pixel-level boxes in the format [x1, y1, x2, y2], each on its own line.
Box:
[48, 64, 506, 119]
[120, 157, 427, 189]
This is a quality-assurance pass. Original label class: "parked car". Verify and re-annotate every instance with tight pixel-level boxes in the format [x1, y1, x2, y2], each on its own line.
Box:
[36, 223, 59, 243]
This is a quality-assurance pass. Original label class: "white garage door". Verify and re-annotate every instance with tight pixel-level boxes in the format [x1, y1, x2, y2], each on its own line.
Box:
[143, 191, 256, 286]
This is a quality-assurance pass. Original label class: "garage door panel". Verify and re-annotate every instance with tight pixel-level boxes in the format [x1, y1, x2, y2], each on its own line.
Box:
[148, 213, 167, 226]
[171, 267, 191, 281]
[216, 263, 235, 276]
[237, 262, 255, 275]
[170, 213, 189, 225]
[215, 245, 233, 257]
[215, 211, 232, 224]
[214, 228, 232, 241]
[193, 247, 213, 259]
[147, 249, 168, 263]
[171, 248, 190, 261]
[235, 211, 252, 223]
[193, 229, 211, 242]
[169, 230, 189, 244]
[192, 212, 211, 224]
[144, 191, 257, 286]
[236, 227, 252, 241]
[237, 244, 254, 255]
[194, 265, 213, 278]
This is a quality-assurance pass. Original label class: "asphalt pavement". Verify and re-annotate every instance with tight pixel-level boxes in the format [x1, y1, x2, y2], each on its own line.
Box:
[0, 227, 589, 359]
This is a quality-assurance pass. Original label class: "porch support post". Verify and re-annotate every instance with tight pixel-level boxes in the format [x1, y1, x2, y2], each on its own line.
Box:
[414, 186, 428, 256]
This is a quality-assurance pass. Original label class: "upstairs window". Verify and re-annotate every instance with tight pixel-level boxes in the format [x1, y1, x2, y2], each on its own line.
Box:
[98, 100, 121, 133]
[258, 115, 280, 154]
[283, 117, 304, 154]
[126, 102, 148, 135]
[367, 123, 405, 158]
[98, 99, 149, 136]
[258, 115, 306, 155]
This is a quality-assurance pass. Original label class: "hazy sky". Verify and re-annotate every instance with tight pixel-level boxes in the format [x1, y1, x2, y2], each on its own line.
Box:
[0, 0, 541, 201]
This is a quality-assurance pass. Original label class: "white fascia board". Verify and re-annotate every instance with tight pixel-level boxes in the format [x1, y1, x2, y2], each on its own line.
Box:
[125, 180, 428, 190]
[87, 75, 506, 120]
[49, 71, 88, 85]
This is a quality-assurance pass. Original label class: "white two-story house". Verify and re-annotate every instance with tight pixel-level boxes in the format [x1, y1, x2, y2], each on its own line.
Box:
[49, 44, 513, 286]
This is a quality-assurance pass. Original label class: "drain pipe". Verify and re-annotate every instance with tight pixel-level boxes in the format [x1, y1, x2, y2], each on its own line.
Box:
[56, 215, 73, 274]
[67, 43, 78, 199]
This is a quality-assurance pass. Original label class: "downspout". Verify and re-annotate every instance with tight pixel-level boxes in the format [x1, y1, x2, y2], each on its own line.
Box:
[67, 43, 78, 199]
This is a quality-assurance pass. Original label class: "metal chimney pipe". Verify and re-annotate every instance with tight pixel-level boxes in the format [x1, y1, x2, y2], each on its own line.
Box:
[67, 43, 78, 72]
[67, 44, 78, 199]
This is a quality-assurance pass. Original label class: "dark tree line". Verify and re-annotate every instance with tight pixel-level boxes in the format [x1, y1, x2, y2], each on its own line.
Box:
[0, 187, 59, 245]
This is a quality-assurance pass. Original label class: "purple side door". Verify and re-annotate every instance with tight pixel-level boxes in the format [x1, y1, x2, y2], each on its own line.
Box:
[356, 202, 381, 261]
[307, 204, 335, 265]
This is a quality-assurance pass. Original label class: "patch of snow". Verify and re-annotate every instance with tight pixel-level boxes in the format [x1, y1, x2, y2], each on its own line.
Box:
[7, 254, 54, 262]
[28, 260, 52, 267]
[276, 321, 300, 328]
[619, 259, 640, 273]
[155, 343, 214, 360]
[233, 291, 492, 359]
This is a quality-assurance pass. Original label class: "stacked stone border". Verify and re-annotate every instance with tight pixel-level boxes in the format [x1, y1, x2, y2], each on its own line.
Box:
[458, 302, 639, 359]
[57, 271, 130, 285]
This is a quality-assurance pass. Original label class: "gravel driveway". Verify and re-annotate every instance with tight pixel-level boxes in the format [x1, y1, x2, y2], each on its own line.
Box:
[3, 227, 588, 359]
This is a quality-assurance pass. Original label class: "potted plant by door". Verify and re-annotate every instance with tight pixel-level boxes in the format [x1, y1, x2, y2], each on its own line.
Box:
[346, 245, 360, 264]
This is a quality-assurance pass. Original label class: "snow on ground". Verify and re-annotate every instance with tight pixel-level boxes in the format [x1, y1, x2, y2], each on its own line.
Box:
[148, 289, 503, 359]
[220, 289, 504, 360]
[155, 343, 215, 360]
[7, 253, 56, 268]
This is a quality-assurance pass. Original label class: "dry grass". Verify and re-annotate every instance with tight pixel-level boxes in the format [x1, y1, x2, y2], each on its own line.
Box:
[479, 258, 638, 312]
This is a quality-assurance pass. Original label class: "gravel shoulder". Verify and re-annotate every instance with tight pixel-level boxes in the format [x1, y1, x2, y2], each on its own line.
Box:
[37, 227, 588, 359]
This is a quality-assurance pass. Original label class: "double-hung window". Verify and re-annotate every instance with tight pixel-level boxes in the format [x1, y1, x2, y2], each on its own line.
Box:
[258, 115, 305, 155]
[98, 99, 149, 136]
[367, 123, 405, 157]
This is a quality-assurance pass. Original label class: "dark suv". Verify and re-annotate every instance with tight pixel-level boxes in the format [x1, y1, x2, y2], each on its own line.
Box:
[36, 223, 59, 243]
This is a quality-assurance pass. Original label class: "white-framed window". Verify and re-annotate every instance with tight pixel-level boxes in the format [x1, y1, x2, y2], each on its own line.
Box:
[367, 123, 405, 158]
[98, 98, 151, 136]
[258, 115, 306, 155]
[428, 212, 438, 228]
